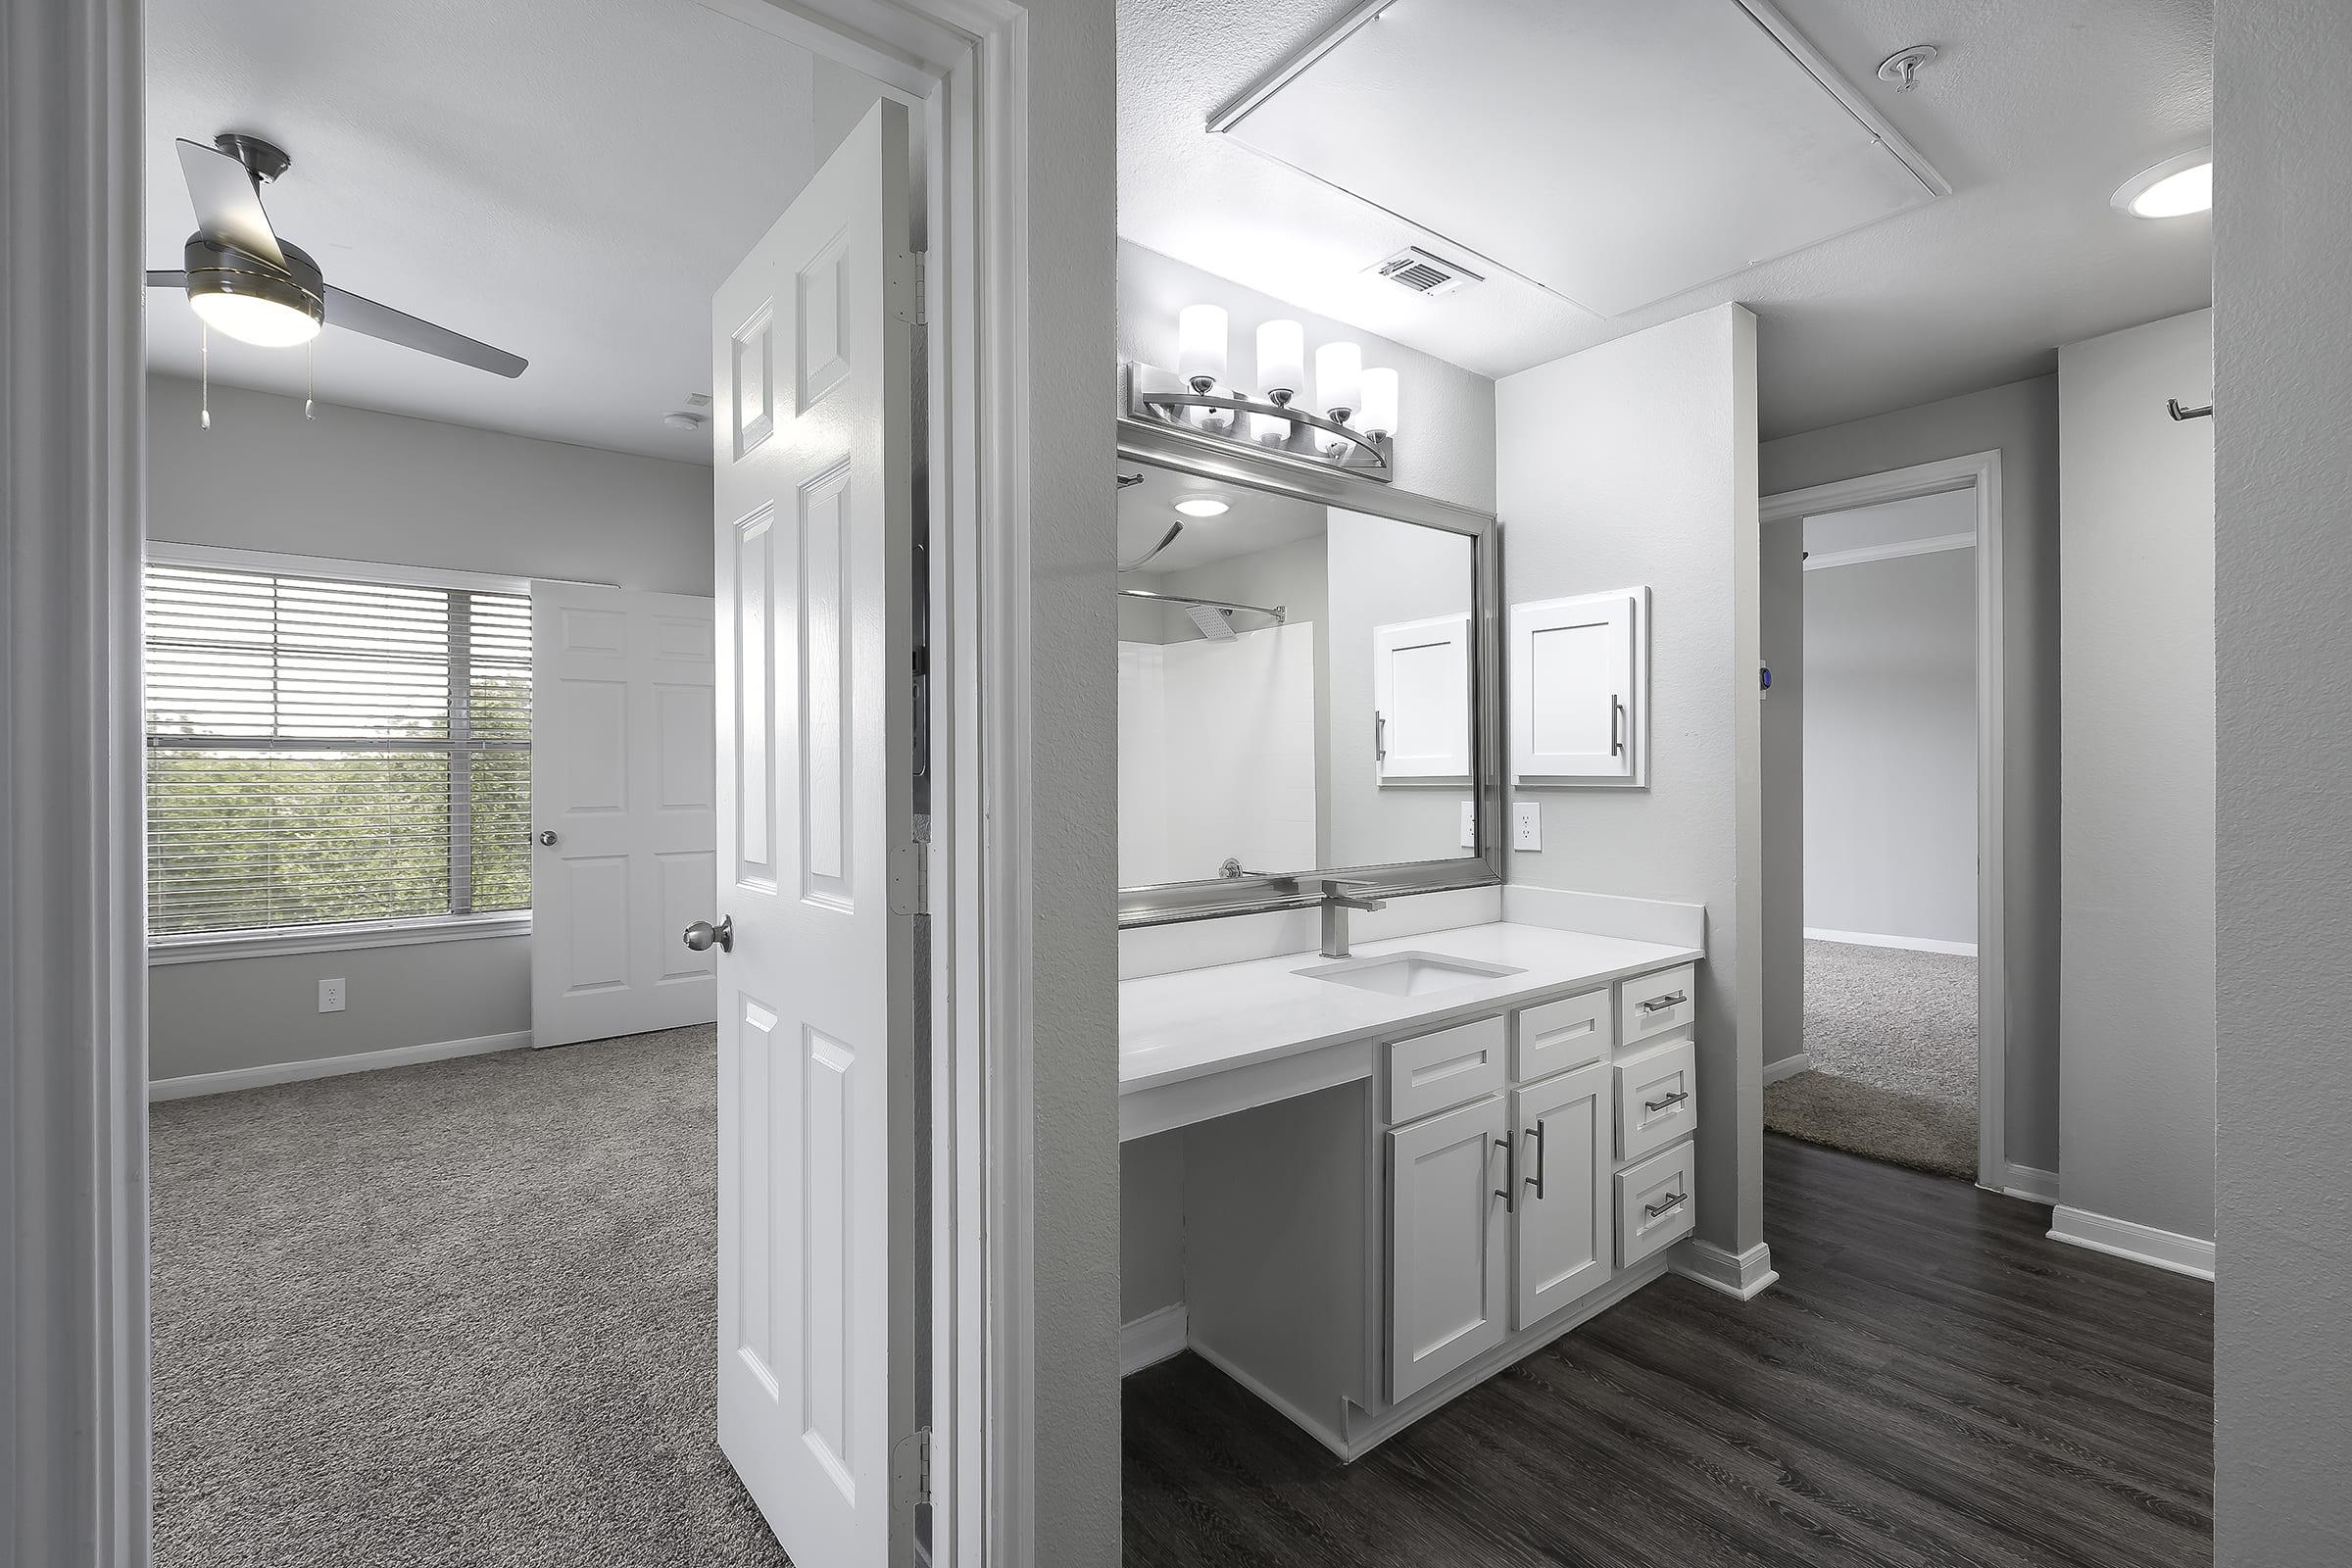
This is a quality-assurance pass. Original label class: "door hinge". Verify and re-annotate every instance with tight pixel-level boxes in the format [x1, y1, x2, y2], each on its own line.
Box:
[894, 251, 928, 327]
[892, 1426, 932, 1512]
[914, 250, 928, 326]
[890, 834, 929, 915]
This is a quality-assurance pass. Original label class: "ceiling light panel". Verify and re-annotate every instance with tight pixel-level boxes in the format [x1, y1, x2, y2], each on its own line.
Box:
[1213, 0, 1944, 318]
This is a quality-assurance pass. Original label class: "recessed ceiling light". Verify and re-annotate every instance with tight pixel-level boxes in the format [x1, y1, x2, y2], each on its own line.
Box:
[1174, 497, 1231, 517]
[2114, 149, 2213, 219]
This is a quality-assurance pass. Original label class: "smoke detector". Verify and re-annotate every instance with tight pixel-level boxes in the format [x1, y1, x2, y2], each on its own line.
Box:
[1371, 246, 1484, 298]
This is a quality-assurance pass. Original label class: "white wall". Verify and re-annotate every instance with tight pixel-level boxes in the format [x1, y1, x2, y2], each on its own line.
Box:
[2057, 309, 2216, 1250]
[1496, 304, 1764, 1259]
[2215, 7, 2352, 1554]
[1119, 240, 1497, 511]
[1759, 377, 2062, 1172]
[1802, 544, 1977, 946]
[144, 375, 711, 1085]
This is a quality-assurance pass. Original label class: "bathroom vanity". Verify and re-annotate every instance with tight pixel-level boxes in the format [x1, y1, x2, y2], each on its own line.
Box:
[1122, 919, 1700, 1458]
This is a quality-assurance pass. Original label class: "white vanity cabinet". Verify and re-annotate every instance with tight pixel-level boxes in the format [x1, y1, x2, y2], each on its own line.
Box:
[1387, 1094, 1510, 1399]
[1511, 1060, 1612, 1329]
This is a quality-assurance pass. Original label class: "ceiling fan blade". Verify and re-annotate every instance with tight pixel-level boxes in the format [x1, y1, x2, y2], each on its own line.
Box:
[175, 138, 284, 266]
[323, 286, 527, 377]
[147, 270, 189, 288]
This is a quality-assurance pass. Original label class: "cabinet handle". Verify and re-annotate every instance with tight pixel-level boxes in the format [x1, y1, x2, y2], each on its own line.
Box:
[1375, 710, 1388, 762]
[1638, 991, 1687, 1014]
[1643, 1191, 1688, 1220]
[1493, 1135, 1514, 1215]
[1643, 1090, 1689, 1114]
[1523, 1121, 1546, 1200]
[1610, 696, 1624, 757]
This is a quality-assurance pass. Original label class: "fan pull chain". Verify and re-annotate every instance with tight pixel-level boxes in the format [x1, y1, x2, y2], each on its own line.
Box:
[200, 324, 211, 430]
[305, 338, 316, 419]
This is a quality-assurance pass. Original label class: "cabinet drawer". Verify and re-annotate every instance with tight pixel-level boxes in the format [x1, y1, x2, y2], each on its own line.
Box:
[1614, 1035, 1697, 1163]
[1388, 1015, 1506, 1126]
[1512, 989, 1610, 1083]
[1615, 1142, 1694, 1267]
[1619, 963, 1695, 1047]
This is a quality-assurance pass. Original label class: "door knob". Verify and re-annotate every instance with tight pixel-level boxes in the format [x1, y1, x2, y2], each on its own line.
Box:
[683, 915, 734, 954]
[538, 830, 559, 846]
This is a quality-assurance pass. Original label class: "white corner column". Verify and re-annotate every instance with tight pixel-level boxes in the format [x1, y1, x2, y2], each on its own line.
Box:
[3, 1, 151, 1564]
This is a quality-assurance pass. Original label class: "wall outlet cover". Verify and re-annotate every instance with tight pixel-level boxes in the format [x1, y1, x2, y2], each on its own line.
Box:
[1512, 800, 1543, 852]
[318, 977, 346, 1013]
[1459, 800, 1478, 849]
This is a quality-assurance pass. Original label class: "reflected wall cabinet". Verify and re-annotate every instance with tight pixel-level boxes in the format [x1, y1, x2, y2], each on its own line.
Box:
[1511, 588, 1648, 786]
[1372, 612, 1473, 783]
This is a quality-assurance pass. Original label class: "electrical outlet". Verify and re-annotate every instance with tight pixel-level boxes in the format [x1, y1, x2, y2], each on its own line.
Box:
[1459, 801, 1477, 849]
[1512, 800, 1543, 852]
[318, 977, 346, 1013]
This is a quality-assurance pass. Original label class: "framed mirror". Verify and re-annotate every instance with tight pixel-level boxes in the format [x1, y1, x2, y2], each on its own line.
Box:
[1115, 416, 1504, 926]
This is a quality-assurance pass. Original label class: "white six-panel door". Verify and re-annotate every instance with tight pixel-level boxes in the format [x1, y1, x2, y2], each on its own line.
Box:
[710, 100, 919, 1568]
[529, 582, 717, 1048]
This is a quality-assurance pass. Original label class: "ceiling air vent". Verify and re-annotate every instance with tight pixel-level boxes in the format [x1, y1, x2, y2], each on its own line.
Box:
[1373, 246, 1484, 297]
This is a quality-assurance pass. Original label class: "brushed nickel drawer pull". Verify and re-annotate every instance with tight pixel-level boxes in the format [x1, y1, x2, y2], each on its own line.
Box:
[1638, 991, 1688, 1014]
[1643, 1090, 1689, 1114]
[1643, 1192, 1688, 1220]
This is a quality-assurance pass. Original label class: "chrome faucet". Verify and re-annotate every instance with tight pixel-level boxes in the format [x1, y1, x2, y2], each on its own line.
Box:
[1318, 879, 1388, 959]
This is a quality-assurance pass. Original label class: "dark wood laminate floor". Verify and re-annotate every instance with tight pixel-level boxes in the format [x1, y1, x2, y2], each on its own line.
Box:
[1123, 1134, 2213, 1568]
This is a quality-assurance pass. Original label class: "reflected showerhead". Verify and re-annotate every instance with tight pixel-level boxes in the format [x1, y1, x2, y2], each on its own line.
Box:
[1185, 603, 1238, 642]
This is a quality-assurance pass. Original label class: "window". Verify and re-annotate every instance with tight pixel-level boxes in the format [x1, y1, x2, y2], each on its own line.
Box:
[144, 559, 532, 940]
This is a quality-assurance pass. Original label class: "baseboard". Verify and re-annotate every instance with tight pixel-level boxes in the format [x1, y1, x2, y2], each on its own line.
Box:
[1670, 1238, 1780, 1299]
[2048, 1204, 2214, 1281]
[1503, 885, 1705, 949]
[1187, 1336, 1348, 1458]
[148, 1029, 534, 1102]
[1804, 927, 1977, 957]
[1119, 1302, 1190, 1377]
[1761, 1052, 1812, 1087]
[1996, 1163, 2060, 1204]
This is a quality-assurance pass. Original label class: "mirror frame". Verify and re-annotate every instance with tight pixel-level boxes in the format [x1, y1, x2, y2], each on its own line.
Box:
[1115, 415, 1506, 927]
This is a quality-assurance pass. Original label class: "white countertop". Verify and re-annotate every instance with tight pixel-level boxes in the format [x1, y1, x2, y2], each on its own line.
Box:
[1120, 921, 1700, 1099]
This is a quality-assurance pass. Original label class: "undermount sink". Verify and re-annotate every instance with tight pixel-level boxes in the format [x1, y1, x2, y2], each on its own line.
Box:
[1293, 951, 1526, 998]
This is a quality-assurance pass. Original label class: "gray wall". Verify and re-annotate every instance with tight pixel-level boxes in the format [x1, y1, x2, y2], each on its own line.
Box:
[2059, 310, 2215, 1246]
[145, 374, 711, 1083]
[1804, 548, 1978, 946]
[1760, 376, 2062, 1173]
[1118, 240, 1497, 511]
[1497, 304, 1764, 1260]
[1758, 519, 1805, 1067]
[2216, 6, 2352, 1554]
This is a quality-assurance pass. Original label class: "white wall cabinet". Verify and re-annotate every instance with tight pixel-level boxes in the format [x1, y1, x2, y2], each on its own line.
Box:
[1388, 1094, 1510, 1400]
[1512, 1061, 1613, 1328]
[1511, 588, 1647, 785]
[1372, 612, 1472, 782]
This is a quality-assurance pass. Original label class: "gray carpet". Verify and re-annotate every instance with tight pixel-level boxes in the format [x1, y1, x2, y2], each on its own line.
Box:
[1764, 940, 1980, 1180]
[149, 1024, 792, 1568]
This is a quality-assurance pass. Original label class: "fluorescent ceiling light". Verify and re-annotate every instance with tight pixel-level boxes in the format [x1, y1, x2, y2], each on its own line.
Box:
[1174, 497, 1230, 517]
[2113, 150, 2213, 219]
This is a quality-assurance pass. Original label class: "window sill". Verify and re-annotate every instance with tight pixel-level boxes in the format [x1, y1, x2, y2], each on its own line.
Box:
[147, 913, 532, 966]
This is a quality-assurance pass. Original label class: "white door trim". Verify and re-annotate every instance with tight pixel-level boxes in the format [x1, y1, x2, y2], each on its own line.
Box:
[1761, 450, 2008, 1194]
[5, 1, 1043, 1564]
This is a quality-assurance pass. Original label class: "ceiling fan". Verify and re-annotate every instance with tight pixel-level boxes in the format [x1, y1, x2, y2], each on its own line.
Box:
[146, 132, 527, 378]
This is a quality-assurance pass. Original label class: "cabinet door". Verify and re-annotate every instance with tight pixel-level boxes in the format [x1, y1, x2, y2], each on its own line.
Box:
[1512, 1063, 1612, 1330]
[1512, 590, 1642, 782]
[1388, 1094, 1509, 1401]
[1372, 612, 1472, 782]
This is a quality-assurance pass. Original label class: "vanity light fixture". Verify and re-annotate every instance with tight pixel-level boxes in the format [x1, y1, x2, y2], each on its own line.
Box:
[1173, 496, 1231, 517]
[2113, 149, 2213, 219]
[1126, 306, 1401, 481]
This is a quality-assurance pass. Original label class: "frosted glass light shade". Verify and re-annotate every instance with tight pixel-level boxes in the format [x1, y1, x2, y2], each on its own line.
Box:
[1359, 368, 1399, 437]
[191, 289, 322, 347]
[1256, 318, 1304, 400]
[1177, 304, 1229, 387]
[1315, 341, 1362, 417]
[1249, 410, 1291, 444]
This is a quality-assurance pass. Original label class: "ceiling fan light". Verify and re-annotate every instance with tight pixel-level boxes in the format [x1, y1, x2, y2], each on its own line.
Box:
[190, 286, 323, 347]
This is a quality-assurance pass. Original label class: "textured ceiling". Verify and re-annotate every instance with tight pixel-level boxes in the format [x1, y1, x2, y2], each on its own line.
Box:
[145, 0, 876, 463]
[1120, 0, 2215, 438]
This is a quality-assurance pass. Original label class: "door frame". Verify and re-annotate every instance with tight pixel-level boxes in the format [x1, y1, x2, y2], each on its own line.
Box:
[2, 0, 1048, 1564]
[1759, 451, 2008, 1193]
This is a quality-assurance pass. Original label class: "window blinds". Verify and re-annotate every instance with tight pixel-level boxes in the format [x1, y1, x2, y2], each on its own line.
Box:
[144, 562, 532, 937]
